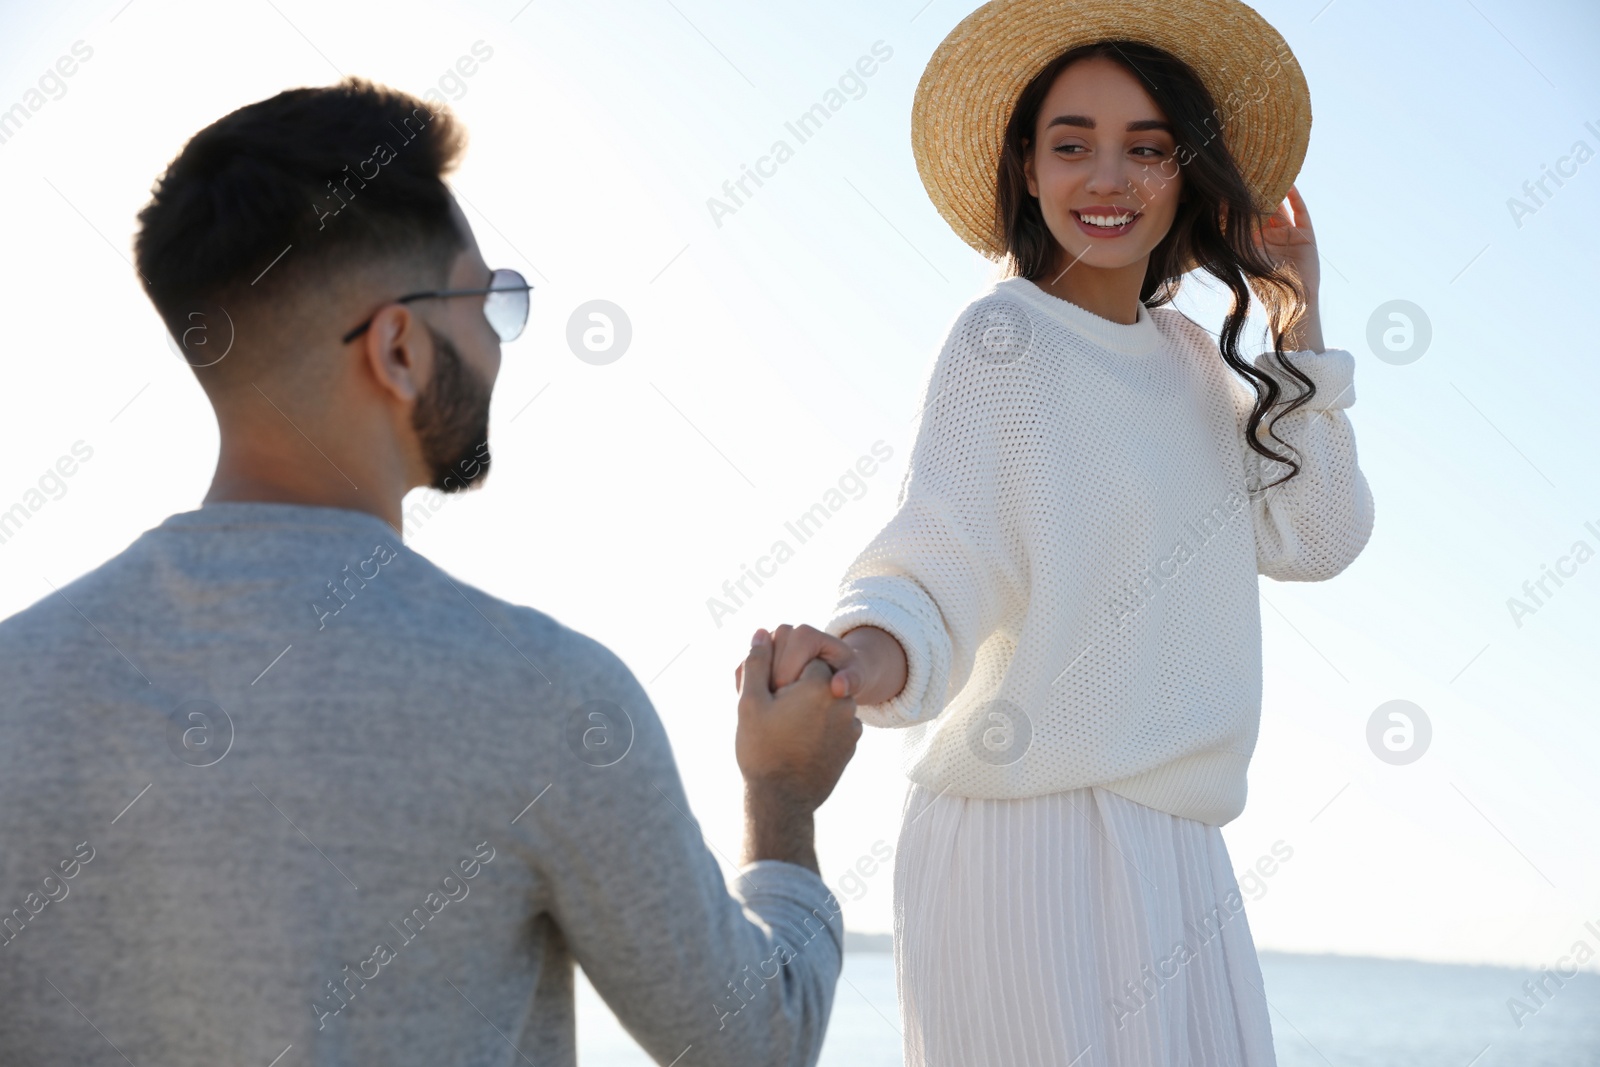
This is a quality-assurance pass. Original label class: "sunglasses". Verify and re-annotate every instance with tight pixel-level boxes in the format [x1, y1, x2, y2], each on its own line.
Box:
[340, 267, 533, 345]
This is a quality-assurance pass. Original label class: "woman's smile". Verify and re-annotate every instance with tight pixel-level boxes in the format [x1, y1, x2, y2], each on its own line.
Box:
[1071, 206, 1143, 236]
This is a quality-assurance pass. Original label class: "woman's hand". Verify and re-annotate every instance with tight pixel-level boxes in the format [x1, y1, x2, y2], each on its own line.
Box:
[1254, 183, 1324, 353]
[731, 623, 907, 706]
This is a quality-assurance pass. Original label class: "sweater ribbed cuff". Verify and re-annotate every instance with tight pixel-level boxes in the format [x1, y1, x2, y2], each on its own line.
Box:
[1254, 347, 1356, 410]
[825, 590, 939, 729]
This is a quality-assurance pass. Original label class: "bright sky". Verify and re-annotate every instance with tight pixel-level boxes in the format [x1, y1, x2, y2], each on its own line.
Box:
[1, 0, 1597, 972]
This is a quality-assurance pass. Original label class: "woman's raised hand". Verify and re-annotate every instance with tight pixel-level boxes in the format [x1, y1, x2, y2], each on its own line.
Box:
[1253, 183, 1324, 352]
[1255, 185, 1317, 280]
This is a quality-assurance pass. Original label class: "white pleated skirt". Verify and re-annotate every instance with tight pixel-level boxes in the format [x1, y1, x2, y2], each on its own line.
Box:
[893, 782, 1278, 1067]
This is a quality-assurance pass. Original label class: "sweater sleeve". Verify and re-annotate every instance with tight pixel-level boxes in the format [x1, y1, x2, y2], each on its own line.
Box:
[823, 298, 1032, 728]
[527, 640, 843, 1067]
[1236, 346, 1376, 581]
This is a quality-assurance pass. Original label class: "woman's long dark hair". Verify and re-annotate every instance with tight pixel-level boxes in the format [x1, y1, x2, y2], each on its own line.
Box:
[996, 40, 1311, 490]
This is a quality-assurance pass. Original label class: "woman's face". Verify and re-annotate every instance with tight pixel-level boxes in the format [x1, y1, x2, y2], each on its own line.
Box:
[1023, 56, 1184, 277]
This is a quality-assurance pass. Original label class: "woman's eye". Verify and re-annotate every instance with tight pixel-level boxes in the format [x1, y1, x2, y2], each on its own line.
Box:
[1132, 146, 1164, 158]
[1052, 143, 1085, 154]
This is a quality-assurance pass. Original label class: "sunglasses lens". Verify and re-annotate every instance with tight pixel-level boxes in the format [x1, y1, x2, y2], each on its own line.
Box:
[484, 268, 530, 342]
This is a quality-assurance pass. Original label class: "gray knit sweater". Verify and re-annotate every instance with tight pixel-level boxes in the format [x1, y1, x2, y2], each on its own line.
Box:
[0, 502, 842, 1066]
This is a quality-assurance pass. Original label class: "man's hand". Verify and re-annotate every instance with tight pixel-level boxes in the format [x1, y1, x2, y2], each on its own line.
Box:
[736, 629, 861, 810]
[735, 628, 861, 872]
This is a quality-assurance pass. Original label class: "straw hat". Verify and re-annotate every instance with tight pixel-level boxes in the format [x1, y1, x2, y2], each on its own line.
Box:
[911, 0, 1311, 258]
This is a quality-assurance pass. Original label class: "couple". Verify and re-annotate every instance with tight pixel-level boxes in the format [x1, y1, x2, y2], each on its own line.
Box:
[0, 0, 1373, 1065]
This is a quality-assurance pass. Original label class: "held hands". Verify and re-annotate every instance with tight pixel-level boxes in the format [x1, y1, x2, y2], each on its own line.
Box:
[735, 628, 862, 812]
[732, 622, 908, 707]
[733, 623, 862, 700]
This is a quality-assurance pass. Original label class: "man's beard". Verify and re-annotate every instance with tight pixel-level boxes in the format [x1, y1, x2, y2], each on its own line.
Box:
[413, 324, 493, 494]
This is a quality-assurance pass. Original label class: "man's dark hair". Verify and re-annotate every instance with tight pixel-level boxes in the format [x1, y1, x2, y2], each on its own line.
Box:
[134, 76, 467, 355]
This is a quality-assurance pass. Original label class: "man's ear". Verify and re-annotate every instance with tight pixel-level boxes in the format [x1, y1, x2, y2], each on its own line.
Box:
[360, 304, 431, 406]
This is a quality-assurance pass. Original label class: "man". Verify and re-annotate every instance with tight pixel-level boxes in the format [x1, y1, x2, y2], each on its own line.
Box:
[0, 77, 861, 1066]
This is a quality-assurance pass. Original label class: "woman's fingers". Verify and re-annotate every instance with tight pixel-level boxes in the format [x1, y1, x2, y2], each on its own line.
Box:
[773, 624, 836, 690]
[1257, 188, 1314, 259]
[1288, 184, 1313, 229]
[749, 622, 862, 696]
[737, 628, 775, 713]
[1252, 186, 1312, 252]
[769, 624, 804, 689]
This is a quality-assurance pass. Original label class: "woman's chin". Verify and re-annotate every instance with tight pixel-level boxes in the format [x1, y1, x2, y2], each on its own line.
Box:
[1047, 240, 1148, 275]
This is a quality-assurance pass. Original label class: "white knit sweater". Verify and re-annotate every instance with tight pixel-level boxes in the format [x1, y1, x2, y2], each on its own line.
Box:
[825, 276, 1374, 825]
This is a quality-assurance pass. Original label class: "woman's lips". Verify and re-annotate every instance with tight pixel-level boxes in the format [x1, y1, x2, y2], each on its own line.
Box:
[1071, 209, 1140, 238]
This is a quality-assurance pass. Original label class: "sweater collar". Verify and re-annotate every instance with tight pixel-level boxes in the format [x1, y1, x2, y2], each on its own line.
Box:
[997, 277, 1162, 357]
[156, 501, 402, 540]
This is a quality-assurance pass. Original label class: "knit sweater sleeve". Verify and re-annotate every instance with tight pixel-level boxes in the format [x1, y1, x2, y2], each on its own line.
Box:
[824, 298, 1031, 728]
[1237, 346, 1376, 581]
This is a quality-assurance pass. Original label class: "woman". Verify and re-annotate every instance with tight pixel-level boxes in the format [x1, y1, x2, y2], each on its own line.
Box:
[750, 0, 1374, 1062]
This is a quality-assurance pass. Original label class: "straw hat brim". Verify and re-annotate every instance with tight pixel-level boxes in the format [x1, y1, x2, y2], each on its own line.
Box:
[912, 0, 1312, 259]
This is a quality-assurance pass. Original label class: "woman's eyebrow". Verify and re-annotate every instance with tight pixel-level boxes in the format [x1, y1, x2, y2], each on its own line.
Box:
[1046, 114, 1175, 134]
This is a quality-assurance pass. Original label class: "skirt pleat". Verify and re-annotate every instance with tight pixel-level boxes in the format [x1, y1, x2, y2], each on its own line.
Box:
[893, 783, 1278, 1067]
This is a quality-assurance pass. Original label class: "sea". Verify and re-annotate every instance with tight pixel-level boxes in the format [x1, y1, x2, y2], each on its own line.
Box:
[574, 949, 1600, 1065]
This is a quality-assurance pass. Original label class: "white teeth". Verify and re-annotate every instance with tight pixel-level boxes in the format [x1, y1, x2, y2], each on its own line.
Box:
[1079, 212, 1134, 228]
